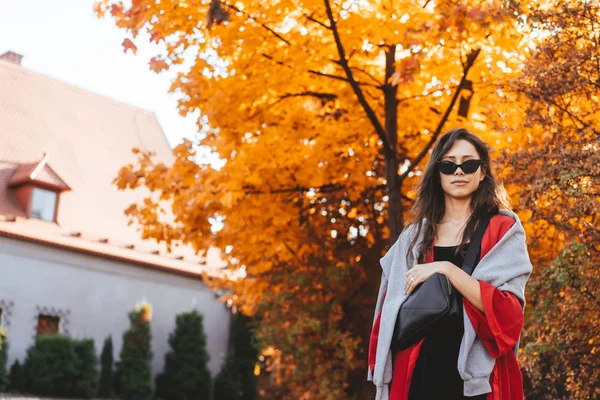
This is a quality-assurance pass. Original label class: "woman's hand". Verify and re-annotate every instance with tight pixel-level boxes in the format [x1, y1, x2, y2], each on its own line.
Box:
[405, 261, 451, 295]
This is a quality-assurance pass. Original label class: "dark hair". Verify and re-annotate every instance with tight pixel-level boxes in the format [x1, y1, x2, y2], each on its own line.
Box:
[405, 128, 512, 264]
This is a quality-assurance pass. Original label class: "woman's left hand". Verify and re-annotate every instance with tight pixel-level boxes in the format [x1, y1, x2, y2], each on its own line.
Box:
[405, 261, 452, 295]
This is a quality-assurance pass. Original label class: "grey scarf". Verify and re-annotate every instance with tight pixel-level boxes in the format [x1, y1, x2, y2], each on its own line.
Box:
[367, 209, 532, 399]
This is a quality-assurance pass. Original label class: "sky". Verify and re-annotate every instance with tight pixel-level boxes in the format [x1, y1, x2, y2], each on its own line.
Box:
[0, 0, 198, 149]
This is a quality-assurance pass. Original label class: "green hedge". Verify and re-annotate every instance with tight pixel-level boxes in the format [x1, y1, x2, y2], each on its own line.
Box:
[23, 335, 98, 398]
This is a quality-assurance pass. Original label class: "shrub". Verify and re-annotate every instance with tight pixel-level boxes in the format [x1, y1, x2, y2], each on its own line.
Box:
[98, 336, 114, 398]
[73, 339, 99, 398]
[116, 303, 153, 400]
[23, 334, 98, 398]
[155, 310, 212, 400]
[7, 360, 25, 393]
[214, 312, 258, 400]
[24, 335, 77, 397]
[213, 355, 240, 400]
[0, 334, 8, 392]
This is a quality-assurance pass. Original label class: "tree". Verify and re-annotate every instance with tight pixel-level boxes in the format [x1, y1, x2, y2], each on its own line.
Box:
[116, 302, 153, 400]
[498, 1, 600, 398]
[155, 310, 212, 400]
[213, 355, 240, 400]
[0, 333, 7, 392]
[214, 312, 258, 400]
[98, 336, 115, 398]
[7, 360, 25, 393]
[95, 0, 534, 397]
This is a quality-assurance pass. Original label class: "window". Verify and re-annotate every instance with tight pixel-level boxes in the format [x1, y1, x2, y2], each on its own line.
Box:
[30, 188, 57, 222]
[37, 314, 60, 336]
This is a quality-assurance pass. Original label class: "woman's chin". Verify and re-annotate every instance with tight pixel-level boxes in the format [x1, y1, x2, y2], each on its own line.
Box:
[446, 187, 476, 199]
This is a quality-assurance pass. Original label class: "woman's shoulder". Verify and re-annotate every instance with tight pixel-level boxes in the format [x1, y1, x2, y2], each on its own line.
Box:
[485, 213, 517, 249]
[398, 221, 419, 242]
[491, 214, 516, 230]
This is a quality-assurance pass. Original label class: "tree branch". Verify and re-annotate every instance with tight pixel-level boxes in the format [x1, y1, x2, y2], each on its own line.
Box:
[323, 0, 395, 159]
[399, 48, 482, 183]
[525, 90, 600, 137]
[280, 91, 338, 101]
[305, 13, 331, 30]
[224, 2, 291, 45]
[248, 91, 338, 119]
[308, 69, 382, 89]
[349, 66, 383, 86]
[241, 182, 345, 195]
[373, 183, 414, 203]
[262, 54, 381, 88]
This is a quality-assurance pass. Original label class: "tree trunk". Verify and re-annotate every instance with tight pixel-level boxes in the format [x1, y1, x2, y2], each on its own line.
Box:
[384, 46, 403, 244]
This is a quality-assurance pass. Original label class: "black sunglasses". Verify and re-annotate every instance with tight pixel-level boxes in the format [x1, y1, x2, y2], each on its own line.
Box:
[437, 159, 483, 175]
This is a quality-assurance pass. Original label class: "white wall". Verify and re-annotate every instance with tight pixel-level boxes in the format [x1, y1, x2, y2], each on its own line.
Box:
[0, 236, 230, 378]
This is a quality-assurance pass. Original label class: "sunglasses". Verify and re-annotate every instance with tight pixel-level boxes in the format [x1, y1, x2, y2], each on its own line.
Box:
[437, 159, 483, 175]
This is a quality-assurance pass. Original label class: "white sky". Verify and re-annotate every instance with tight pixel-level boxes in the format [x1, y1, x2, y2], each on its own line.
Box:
[0, 0, 198, 149]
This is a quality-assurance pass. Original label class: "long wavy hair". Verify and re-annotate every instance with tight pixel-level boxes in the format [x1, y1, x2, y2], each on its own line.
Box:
[405, 128, 512, 264]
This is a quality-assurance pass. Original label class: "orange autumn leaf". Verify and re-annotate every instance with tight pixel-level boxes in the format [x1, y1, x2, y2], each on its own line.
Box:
[149, 57, 169, 73]
[121, 38, 137, 55]
[149, 31, 164, 44]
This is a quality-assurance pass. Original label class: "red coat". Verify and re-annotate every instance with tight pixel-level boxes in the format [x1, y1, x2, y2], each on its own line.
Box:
[368, 215, 525, 400]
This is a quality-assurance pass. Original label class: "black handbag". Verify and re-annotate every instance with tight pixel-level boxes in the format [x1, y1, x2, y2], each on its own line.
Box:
[391, 212, 492, 351]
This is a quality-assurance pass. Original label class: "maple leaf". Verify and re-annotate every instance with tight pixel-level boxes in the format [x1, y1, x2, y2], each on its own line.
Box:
[122, 38, 137, 55]
[149, 32, 164, 44]
[149, 57, 169, 73]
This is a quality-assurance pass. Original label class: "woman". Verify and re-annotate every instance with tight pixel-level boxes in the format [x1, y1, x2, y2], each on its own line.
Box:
[367, 128, 532, 400]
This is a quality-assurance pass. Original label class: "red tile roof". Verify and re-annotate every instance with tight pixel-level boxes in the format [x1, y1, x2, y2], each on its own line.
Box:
[8, 152, 71, 191]
[0, 57, 225, 278]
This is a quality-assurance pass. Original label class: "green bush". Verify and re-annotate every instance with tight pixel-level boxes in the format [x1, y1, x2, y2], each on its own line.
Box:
[73, 339, 99, 398]
[213, 355, 240, 400]
[0, 336, 8, 392]
[116, 305, 153, 400]
[24, 335, 77, 397]
[214, 312, 258, 400]
[22, 334, 98, 398]
[98, 336, 114, 398]
[7, 360, 25, 393]
[155, 310, 212, 400]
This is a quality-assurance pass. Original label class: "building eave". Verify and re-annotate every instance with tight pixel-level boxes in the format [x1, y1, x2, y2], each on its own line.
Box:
[0, 228, 207, 282]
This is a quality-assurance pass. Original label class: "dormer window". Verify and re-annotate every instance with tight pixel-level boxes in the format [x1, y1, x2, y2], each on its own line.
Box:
[7, 152, 70, 223]
[31, 187, 58, 222]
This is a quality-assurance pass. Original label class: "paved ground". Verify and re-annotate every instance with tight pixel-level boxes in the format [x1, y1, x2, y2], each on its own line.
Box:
[0, 397, 109, 400]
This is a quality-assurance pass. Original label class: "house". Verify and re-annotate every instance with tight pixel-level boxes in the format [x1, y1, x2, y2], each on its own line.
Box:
[0, 50, 231, 378]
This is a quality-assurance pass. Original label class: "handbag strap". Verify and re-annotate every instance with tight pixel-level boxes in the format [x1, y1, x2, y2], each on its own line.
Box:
[461, 211, 493, 276]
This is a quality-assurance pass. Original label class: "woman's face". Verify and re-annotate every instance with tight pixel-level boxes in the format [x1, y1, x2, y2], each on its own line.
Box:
[438, 139, 485, 199]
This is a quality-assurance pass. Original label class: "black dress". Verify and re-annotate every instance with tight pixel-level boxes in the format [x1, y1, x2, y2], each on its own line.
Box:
[407, 243, 487, 400]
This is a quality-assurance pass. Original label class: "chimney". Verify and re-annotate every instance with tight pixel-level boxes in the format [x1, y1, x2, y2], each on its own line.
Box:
[0, 51, 23, 66]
